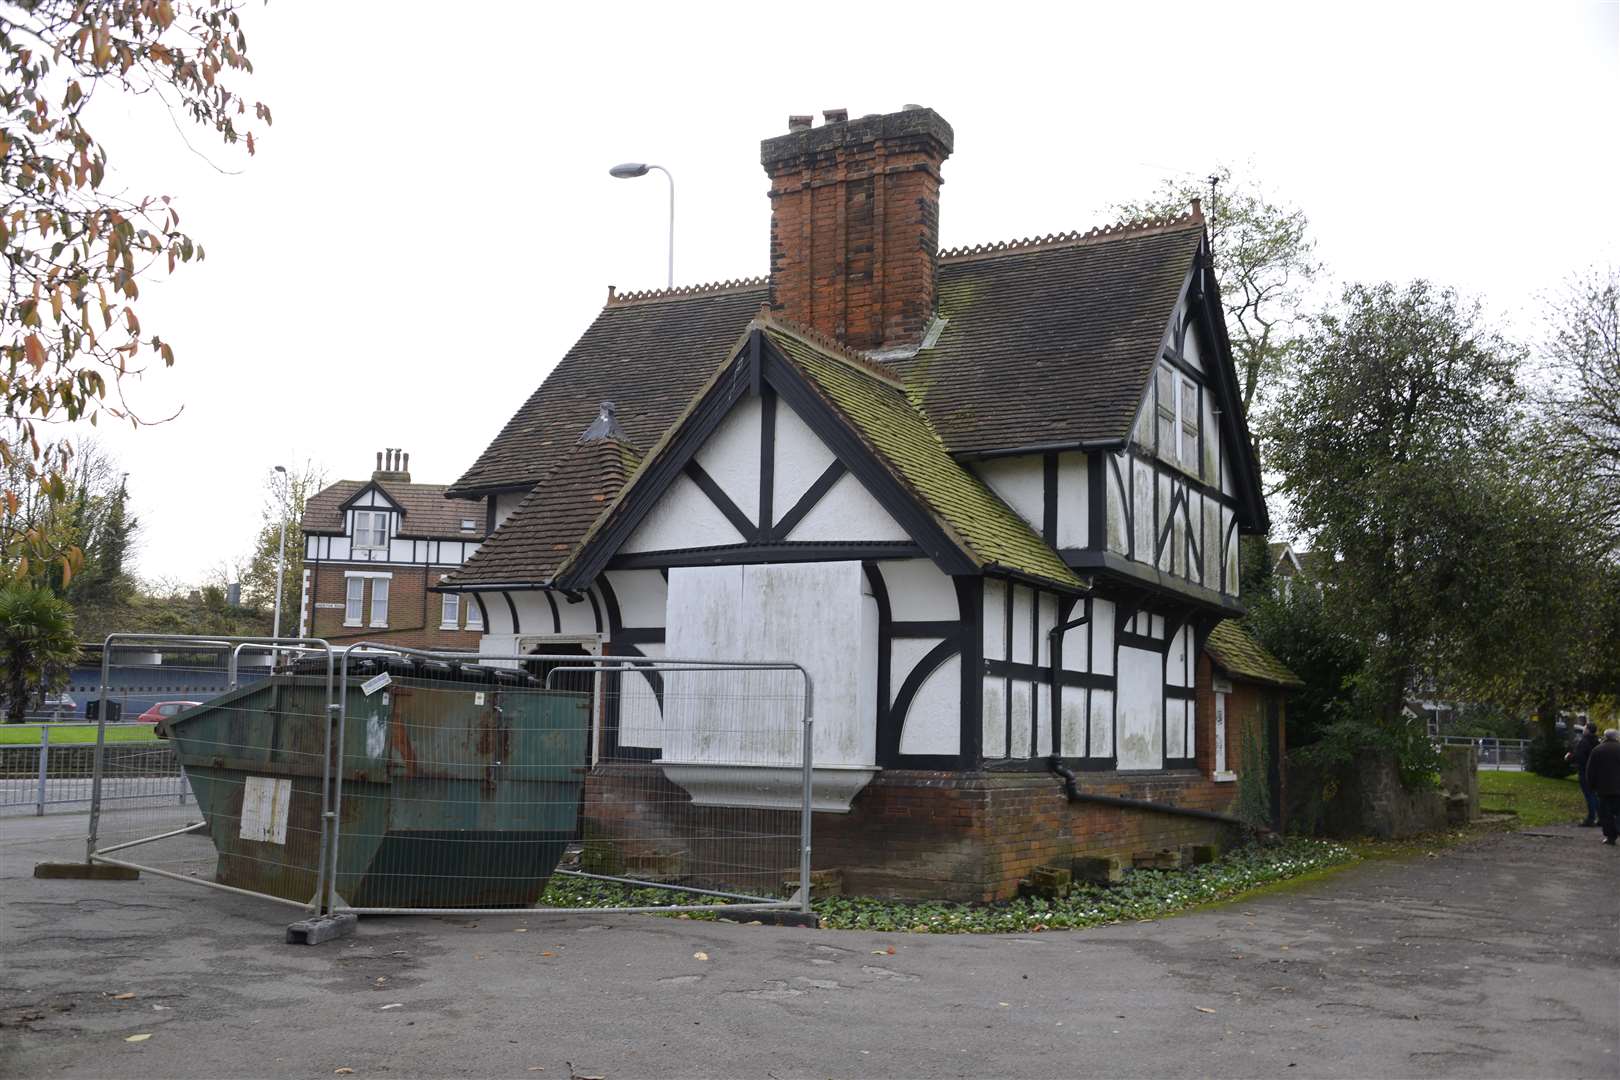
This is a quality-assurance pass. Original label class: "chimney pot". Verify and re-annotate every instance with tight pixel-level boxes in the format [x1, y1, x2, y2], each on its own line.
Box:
[903, 103, 924, 111]
[787, 114, 813, 132]
[1190, 196, 1203, 222]
[822, 108, 848, 124]
[376, 451, 383, 472]
[402, 452, 410, 473]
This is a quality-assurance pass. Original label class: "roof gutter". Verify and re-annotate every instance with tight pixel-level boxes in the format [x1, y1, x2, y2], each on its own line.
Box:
[430, 580, 557, 594]
[955, 438, 1124, 463]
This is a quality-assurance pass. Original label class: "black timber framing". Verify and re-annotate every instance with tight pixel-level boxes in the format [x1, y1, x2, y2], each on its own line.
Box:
[610, 541, 921, 570]
[767, 461, 847, 540]
[757, 385, 776, 536]
[684, 461, 758, 542]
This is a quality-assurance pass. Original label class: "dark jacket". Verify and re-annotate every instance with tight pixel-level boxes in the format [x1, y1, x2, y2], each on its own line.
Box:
[1571, 731, 1600, 774]
[1586, 739, 1620, 798]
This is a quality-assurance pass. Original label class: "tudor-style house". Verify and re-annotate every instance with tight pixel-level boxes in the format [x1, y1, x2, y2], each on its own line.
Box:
[299, 450, 487, 649]
[438, 106, 1299, 900]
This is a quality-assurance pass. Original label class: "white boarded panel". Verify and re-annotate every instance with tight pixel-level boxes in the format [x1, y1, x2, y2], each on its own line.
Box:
[1060, 687, 1088, 757]
[1090, 690, 1115, 757]
[890, 637, 947, 709]
[1056, 452, 1088, 549]
[1009, 681, 1033, 758]
[1116, 646, 1163, 770]
[1090, 597, 1116, 675]
[1037, 592, 1057, 668]
[881, 559, 959, 621]
[604, 570, 667, 629]
[983, 580, 1007, 661]
[1156, 472, 1174, 573]
[1166, 698, 1187, 759]
[1035, 682, 1052, 757]
[1011, 587, 1034, 664]
[693, 395, 761, 525]
[622, 472, 747, 553]
[1132, 458, 1154, 562]
[974, 457, 1044, 533]
[783, 471, 910, 543]
[982, 676, 1007, 758]
[1204, 499, 1222, 592]
[898, 654, 959, 756]
[665, 562, 874, 768]
[772, 396, 838, 511]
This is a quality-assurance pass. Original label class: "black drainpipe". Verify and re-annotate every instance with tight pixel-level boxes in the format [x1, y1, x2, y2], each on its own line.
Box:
[1048, 756, 1264, 834]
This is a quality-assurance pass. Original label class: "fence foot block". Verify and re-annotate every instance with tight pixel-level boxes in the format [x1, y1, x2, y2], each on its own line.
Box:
[285, 912, 358, 946]
[34, 862, 139, 881]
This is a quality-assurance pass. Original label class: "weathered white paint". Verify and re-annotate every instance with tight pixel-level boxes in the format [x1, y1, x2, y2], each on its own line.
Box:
[771, 398, 837, 512]
[1166, 698, 1188, 758]
[618, 640, 665, 750]
[1116, 646, 1164, 770]
[983, 580, 1007, 661]
[1090, 597, 1116, 676]
[693, 394, 761, 524]
[1214, 691, 1235, 781]
[621, 471, 747, 553]
[1009, 680, 1033, 757]
[974, 456, 1044, 532]
[555, 591, 602, 635]
[1060, 686, 1087, 756]
[493, 491, 524, 529]
[897, 652, 959, 756]
[603, 570, 667, 630]
[782, 471, 910, 543]
[1035, 681, 1052, 757]
[1010, 586, 1034, 664]
[1055, 452, 1088, 549]
[879, 559, 958, 621]
[982, 676, 1007, 758]
[662, 562, 878, 810]
[1132, 456, 1154, 559]
[1106, 454, 1129, 555]
[1089, 688, 1115, 757]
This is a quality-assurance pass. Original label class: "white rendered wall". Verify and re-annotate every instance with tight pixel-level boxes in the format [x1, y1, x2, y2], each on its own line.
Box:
[1055, 452, 1088, 549]
[896, 653, 959, 756]
[621, 472, 746, 552]
[974, 457, 1044, 533]
[783, 472, 910, 543]
[879, 559, 958, 621]
[603, 570, 667, 630]
[693, 395, 761, 523]
[771, 400, 837, 510]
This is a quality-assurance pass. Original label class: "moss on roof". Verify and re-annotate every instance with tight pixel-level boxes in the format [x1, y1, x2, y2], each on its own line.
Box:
[1206, 620, 1303, 688]
[765, 327, 1084, 592]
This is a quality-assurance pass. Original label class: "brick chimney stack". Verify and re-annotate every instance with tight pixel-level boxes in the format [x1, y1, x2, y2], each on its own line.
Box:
[761, 105, 954, 352]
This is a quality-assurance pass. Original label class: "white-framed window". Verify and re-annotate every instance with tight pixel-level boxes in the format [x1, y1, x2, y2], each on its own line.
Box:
[465, 594, 483, 631]
[369, 576, 390, 627]
[344, 577, 365, 627]
[1213, 683, 1235, 782]
[460, 517, 477, 532]
[441, 592, 460, 630]
[353, 510, 389, 550]
[1154, 362, 1201, 475]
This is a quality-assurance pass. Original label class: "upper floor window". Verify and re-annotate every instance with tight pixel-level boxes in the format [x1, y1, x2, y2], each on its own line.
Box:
[354, 510, 389, 550]
[1155, 362, 1201, 475]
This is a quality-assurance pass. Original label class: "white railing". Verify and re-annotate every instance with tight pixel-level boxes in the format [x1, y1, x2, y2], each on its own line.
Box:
[1435, 735, 1530, 771]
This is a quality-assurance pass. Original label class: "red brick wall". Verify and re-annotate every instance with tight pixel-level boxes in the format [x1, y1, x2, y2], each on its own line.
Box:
[304, 561, 482, 651]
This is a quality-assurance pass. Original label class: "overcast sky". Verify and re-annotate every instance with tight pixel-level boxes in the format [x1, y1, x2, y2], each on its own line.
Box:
[78, 0, 1619, 582]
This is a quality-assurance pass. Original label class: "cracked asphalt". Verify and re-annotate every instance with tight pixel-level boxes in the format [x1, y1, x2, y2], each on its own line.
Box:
[1, 813, 1615, 1079]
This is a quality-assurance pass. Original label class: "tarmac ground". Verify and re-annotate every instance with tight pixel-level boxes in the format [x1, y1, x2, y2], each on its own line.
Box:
[1, 811, 1615, 1079]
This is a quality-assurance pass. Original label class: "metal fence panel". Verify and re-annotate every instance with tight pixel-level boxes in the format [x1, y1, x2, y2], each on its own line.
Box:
[325, 647, 812, 918]
[83, 635, 338, 913]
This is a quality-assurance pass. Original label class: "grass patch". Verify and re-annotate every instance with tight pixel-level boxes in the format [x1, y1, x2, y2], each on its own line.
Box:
[1478, 770, 1589, 828]
[0, 723, 160, 745]
[539, 839, 1356, 933]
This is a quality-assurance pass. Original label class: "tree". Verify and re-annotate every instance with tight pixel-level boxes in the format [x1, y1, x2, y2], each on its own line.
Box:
[240, 461, 323, 629]
[1543, 267, 1620, 546]
[1, 0, 269, 580]
[0, 430, 133, 597]
[1269, 281, 1524, 733]
[1114, 166, 1319, 412]
[0, 581, 77, 721]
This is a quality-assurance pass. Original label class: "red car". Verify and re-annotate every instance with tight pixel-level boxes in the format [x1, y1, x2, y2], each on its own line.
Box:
[136, 701, 203, 725]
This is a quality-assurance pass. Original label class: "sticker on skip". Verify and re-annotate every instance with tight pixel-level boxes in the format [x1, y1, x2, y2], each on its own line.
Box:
[474, 692, 485, 706]
[361, 672, 392, 697]
[239, 776, 291, 844]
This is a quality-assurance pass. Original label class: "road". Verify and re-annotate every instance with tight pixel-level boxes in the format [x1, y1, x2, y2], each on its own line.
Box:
[0, 813, 1614, 1079]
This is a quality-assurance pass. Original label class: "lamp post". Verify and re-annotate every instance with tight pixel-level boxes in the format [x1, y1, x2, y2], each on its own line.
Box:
[608, 162, 673, 288]
[271, 464, 288, 640]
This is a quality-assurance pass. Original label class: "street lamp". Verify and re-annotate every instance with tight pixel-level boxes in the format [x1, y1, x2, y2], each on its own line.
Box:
[608, 162, 674, 288]
[271, 464, 288, 641]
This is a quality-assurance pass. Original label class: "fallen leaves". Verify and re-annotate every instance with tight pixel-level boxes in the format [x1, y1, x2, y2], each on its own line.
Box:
[334, 1069, 354, 1075]
[870, 946, 896, 956]
[541, 951, 556, 958]
[1195, 1006, 1217, 1014]
[514, 928, 528, 933]
[379, 1004, 403, 1011]
[111, 992, 136, 1001]
[124, 1033, 151, 1043]
[692, 951, 709, 961]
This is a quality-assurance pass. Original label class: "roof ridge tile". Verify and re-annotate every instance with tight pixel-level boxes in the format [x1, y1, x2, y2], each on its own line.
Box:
[606, 276, 769, 306]
[938, 210, 1203, 264]
[755, 309, 907, 389]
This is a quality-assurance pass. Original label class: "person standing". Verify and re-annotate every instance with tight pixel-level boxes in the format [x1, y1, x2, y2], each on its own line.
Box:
[1567, 724, 1601, 826]
[1584, 730, 1620, 846]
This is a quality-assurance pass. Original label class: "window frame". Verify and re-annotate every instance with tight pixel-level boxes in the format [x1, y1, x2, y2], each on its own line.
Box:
[464, 594, 483, 631]
[369, 576, 390, 628]
[344, 577, 365, 626]
[440, 591, 460, 630]
[353, 509, 389, 551]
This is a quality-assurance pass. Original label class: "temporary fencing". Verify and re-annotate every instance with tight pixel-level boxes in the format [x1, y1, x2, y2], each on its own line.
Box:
[75, 635, 814, 932]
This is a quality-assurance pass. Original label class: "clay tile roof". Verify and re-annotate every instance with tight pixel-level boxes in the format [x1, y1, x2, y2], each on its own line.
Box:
[764, 324, 1083, 591]
[444, 438, 640, 587]
[302, 479, 484, 541]
[1205, 620, 1303, 688]
[447, 282, 769, 497]
[897, 218, 1204, 455]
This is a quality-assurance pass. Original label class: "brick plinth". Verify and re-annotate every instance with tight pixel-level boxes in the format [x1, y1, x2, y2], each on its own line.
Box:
[812, 769, 1243, 902]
